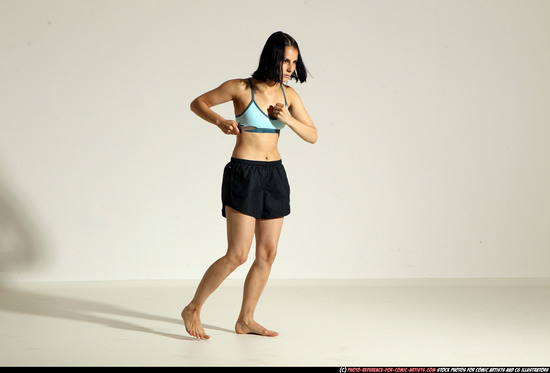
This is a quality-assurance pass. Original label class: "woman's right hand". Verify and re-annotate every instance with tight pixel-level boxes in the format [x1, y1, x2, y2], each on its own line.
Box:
[217, 119, 240, 135]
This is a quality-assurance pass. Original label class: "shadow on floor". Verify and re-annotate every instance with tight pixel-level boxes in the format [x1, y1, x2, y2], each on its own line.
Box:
[0, 171, 235, 341]
[0, 285, 233, 341]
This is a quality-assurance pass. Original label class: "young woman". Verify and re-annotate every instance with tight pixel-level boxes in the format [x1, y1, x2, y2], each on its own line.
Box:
[182, 31, 317, 339]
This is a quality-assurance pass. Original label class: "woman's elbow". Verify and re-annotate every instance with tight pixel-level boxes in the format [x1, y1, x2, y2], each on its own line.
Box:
[308, 131, 318, 144]
[190, 98, 200, 113]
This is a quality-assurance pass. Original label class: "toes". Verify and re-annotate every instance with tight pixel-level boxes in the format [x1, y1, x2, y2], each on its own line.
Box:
[192, 327, 210, 340]
[264, 329, 279, 337]
[195, 327, 208, 339]
[193, 326, 210, 340]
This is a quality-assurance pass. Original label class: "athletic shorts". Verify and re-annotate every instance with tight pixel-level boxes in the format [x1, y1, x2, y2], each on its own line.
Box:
[221, 157, 291, 219]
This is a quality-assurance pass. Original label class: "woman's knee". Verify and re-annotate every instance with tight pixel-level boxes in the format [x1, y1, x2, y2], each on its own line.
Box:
[225, 251, 249, 267]
[257, 246, 277, 266]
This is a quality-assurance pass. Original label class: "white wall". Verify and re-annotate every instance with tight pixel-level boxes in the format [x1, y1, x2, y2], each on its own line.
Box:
[1, 0, 549, 281]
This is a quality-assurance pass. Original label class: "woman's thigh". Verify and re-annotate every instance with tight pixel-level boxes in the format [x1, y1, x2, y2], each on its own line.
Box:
[225, 206, 256, 261]
[254, 217, 284, 262]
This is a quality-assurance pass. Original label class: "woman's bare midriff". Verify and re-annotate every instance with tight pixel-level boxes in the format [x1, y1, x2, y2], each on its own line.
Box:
[231, 131, 281, 161]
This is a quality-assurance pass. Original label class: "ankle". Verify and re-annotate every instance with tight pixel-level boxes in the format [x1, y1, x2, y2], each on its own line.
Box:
[238, 312, 254, 323]
[185, 302, 201, 314]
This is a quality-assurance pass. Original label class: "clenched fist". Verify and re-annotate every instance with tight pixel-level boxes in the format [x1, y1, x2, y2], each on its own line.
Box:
[217, 119, 240, 135]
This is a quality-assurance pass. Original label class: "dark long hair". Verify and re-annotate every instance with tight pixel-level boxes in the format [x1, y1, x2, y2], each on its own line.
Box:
[252, 31, 308, 83]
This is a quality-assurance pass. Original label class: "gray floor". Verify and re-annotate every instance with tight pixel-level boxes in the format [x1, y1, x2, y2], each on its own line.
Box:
[0, 278, 549, 367]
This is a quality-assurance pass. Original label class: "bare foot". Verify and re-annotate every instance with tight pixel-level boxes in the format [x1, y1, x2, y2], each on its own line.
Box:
[235, 319, 279, 337]
[181, 306, 210, 340]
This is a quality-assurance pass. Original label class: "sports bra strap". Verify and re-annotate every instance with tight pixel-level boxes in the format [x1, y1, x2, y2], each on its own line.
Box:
[247, 77, 287, 106]
[248, 78, 254, 100]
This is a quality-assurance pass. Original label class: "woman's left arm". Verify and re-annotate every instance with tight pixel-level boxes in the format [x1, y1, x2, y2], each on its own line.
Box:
[270, 87, 317, 144]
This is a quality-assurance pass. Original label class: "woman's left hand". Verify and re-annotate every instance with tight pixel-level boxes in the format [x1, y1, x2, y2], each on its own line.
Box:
[268, 103, 291, 124]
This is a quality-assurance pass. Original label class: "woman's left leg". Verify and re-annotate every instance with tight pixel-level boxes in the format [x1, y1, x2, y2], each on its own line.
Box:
[235, 217, 284, 336]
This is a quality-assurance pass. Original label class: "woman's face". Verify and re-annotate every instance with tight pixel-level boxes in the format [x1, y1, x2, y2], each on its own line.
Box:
[281, 46, 299, 83]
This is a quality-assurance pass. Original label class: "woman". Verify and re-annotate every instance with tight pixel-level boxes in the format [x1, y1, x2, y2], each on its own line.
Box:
[182, 31, 317, 339]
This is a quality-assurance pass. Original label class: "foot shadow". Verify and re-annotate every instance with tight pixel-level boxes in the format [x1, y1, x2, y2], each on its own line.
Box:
[203, 324, 236, 334]
[0, 285, 205, 341]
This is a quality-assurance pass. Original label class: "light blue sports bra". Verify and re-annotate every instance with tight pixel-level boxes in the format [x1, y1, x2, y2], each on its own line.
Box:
[236, 78, 288, 134]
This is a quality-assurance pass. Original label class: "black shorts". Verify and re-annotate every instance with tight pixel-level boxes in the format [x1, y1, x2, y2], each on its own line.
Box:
[221, 157, 291, 219]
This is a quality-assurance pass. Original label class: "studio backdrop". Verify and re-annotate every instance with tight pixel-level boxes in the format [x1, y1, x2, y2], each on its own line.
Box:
[1, 0, 549, 282]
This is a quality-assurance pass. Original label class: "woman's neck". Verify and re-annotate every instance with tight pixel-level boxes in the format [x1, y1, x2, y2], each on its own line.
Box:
[253, 78, 280, 92]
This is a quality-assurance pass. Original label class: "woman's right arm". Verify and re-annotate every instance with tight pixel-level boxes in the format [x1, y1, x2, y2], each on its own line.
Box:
[190, 80, 240, 135]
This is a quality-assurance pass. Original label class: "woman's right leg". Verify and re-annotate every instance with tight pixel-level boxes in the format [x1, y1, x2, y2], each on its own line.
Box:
[182, 206, 256, 339]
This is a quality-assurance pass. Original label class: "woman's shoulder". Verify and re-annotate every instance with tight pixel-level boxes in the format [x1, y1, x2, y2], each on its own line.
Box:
[282, 83, 300, 102]
[282, 83, 297, 93]
[217, 78, 251, 95]
[221, 78, 250, 89]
